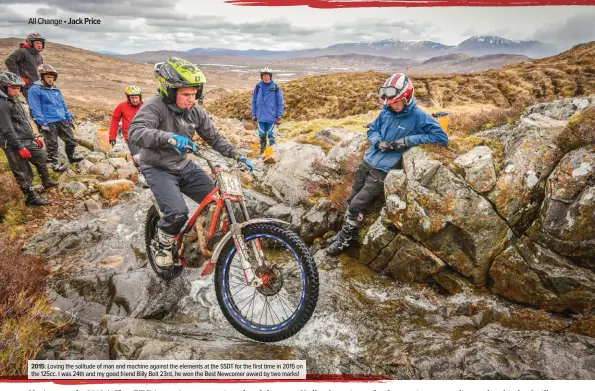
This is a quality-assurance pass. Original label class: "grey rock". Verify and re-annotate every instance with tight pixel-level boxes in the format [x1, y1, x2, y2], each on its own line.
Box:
[454, 146, 497, 193]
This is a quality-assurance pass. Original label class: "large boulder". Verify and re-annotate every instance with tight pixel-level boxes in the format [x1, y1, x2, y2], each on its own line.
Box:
[89, 162, 116, 180]
[384, 148, 511, 286]
[528, 146, 595, 269]
[93, 125, 111, 153]
[361, 217, 445, 283]
[316, 128, 367, 172]
[486, 99, 595, 231]
[524, 97, 593, 121]
[111, 269, 189, 318]
[253, 141, 325, 205]
[263, 203, 305, 232]
[490, 237, 595, 313]
[242, 189, 279, 218]
[96, 179, 136, 200]
[62, 181, 87, 197]
[107, 158, 129, 169]
[76, 159, 96, 175]
[453, 146, 497, 193]
[299, 198, 342, 244]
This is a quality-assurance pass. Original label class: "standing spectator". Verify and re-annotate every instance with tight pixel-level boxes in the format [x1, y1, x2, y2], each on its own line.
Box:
[251, 66, 284, 155]
[28, 64, 83, 172]
[109, 85, 143, 161]
[5, 33, 45, 103]
[0, 72, 57, 206]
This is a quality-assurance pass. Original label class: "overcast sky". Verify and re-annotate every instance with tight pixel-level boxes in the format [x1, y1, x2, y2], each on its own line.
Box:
[0, 0, 593, 54]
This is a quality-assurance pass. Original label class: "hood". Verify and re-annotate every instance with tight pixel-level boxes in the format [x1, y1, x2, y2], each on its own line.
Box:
[20, 42, 31, 49]
[384, 97, 417, 117]
[0, 89, 7, 99]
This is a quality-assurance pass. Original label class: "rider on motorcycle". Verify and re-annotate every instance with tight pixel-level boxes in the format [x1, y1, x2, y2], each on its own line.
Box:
[129, 57, 255, 267]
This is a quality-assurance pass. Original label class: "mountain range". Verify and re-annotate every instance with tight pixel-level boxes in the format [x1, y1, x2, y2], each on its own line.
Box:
[182, 36, 557, 60]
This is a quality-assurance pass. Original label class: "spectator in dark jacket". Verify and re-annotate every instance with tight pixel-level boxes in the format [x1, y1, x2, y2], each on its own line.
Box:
[0, 72, 57, 206]
[5, 33, 45, 103]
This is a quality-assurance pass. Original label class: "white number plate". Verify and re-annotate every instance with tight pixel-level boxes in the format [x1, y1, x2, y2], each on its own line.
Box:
[221, 172, 243, 196]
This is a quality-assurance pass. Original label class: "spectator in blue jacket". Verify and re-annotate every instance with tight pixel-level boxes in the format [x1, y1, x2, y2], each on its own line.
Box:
[28, 64, 82, 172]
[251, 66, 284, 154]
[326, 72, 449, 256]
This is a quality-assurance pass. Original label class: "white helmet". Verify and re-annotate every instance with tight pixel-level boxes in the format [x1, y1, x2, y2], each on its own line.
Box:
[260, 66, 273, 78]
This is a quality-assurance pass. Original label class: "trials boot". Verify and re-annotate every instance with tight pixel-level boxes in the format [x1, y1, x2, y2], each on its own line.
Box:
[155, 228, 176, 267]
[68, 155, 84, 164]
[51, 161, 67, 173]
[39, 180, 59, 192]
[326, 212, 359, 256]
[25, 190, 50, 206]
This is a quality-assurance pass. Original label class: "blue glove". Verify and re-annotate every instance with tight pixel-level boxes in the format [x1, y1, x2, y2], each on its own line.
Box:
[236, 154, 255, 172]
[169, 134, 196, 153]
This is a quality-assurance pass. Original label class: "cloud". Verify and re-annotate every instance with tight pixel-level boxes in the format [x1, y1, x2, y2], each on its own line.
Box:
[0, 5, 24, 26]
[531, 12, 595, 46]
[1, 2, 592, 54]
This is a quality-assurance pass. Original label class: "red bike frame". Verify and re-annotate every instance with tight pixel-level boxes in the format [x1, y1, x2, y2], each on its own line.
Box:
[175, 167, 243, 277]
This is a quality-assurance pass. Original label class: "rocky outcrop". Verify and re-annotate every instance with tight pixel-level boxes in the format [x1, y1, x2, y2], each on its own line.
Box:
[382, 148, 511, 286]
[359, 96, 595, 313]
[486, 110, 577, 231]
[527, 146, 595, 269]
[490, 237, 595, 313]
[253, 141, 325, 205]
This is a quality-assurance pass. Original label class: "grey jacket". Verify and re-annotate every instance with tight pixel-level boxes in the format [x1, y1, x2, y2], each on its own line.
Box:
[0, 90, 34, 150]
[5, 46, 43, 85]
[128, 96, 238, 172]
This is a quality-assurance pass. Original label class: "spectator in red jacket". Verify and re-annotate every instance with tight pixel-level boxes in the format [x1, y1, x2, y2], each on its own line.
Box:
[110, 85, 143, 161]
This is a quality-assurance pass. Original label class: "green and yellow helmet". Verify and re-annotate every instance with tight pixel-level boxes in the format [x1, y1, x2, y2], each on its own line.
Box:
[154, 57, 206, 103]
[125, 85, 142, 96]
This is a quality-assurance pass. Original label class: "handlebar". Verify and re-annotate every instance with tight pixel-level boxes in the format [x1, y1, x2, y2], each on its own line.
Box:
[167, 138, 251, 174]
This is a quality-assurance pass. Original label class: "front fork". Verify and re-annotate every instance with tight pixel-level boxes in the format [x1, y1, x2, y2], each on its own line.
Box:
[226, 199, 266, 287]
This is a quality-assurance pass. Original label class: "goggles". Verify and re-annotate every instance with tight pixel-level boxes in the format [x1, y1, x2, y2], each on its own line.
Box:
[378, 86, 400, 99]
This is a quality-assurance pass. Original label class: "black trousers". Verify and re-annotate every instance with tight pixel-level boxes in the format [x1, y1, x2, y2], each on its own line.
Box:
[143, 162, 215, 235]
[346, 160, 388, 216]
[2, 141, 50, 193]
[44, 120, 77, 164]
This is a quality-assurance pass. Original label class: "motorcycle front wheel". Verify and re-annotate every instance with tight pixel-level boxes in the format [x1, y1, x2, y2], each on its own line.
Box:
[215, 222, 319, 342]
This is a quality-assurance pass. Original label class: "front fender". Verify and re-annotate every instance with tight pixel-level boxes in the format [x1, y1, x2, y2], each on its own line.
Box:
[200, 218, 290, 276]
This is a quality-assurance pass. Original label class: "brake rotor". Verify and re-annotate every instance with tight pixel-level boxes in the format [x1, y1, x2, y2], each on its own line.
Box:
[254, 264, 283, 296]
